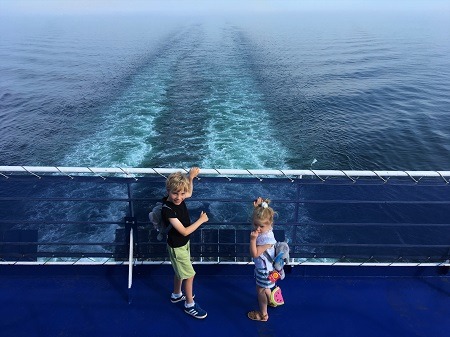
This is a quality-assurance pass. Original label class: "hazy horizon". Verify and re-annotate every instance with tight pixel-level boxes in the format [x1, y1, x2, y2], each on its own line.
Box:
[1, 0, 449, 17]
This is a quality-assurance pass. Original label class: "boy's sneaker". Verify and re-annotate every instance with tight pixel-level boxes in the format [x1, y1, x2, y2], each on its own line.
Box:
[184, 303, 207, 319]
[170, 293, 195, 303]
[170, 294, 186, 303]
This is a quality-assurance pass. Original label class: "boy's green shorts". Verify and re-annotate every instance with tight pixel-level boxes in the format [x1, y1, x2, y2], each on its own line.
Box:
[167, 241, 196, 280]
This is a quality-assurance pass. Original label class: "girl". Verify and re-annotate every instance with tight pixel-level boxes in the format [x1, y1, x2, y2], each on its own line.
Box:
[247, 197, 277, 322]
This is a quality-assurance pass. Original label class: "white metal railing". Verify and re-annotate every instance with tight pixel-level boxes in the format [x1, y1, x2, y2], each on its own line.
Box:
[2, 259, 448, 267]
[128, 228, 134, 289]
[1, 166, 449, 269]
[1, 166, 450, 182]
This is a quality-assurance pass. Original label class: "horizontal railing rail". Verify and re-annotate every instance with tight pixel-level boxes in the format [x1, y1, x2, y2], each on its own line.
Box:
[1, 165, 450, 182]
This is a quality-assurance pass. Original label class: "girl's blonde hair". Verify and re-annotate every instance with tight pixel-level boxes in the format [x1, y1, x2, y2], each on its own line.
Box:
[166, 172, 190, 192]
[252, 198, 275, 224]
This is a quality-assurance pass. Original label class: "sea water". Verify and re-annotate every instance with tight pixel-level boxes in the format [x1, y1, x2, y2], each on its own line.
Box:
[1, 5, 449, 255]
[1, 8, 450, 170]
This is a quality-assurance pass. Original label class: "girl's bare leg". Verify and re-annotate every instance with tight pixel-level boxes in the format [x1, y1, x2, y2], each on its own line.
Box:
[256, 285, 270, 318]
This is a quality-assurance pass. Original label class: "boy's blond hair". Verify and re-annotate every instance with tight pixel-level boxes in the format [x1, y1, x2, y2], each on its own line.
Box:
[166, 172, 190, 192]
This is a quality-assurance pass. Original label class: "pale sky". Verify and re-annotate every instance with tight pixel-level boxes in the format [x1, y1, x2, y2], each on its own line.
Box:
[1, 0, 449, 16]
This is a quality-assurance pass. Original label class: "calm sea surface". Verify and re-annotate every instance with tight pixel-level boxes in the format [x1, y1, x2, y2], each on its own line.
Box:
[1, 9, 450, 171]
[1, 8, 449, 256]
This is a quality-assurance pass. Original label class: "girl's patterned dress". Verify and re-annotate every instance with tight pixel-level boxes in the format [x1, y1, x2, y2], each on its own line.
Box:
[253, 230, 277, 288]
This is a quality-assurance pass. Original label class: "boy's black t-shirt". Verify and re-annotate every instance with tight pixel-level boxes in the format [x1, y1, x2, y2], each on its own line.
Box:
[162, 197, 191, 248]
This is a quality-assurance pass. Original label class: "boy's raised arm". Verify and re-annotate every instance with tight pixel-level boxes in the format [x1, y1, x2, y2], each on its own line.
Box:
[186, 166, 200, 198]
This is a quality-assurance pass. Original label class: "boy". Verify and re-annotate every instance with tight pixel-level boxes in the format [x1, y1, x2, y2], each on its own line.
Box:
[162, 167, 209, 319]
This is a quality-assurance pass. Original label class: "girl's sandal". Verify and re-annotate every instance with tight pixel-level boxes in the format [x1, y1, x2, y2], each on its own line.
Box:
[247, 311, 268, 322]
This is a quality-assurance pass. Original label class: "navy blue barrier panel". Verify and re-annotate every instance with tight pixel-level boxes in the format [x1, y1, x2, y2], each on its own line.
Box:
[0, 230, 37, 261]
[0, 174, 449, 263]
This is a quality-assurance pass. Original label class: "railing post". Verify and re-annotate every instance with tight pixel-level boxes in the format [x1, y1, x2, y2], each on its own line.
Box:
[125, 216, 137, 303]
[128, 227, 134, 288]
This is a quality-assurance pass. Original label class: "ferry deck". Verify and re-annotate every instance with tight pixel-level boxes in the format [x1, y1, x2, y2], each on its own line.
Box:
[1, 167, 449, 337]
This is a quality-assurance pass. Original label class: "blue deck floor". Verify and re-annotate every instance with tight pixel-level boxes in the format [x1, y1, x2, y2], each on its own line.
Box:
[1, 264, 449, 337]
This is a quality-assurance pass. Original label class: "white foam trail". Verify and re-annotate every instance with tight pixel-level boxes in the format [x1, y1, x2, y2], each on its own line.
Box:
[200, 27, 289, 169]
[61, 68, 171, 168]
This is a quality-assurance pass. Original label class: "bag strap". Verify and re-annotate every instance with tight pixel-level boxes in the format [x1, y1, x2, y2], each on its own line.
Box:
[263, 250, 274, 264]
[161, 203, 174, 233]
